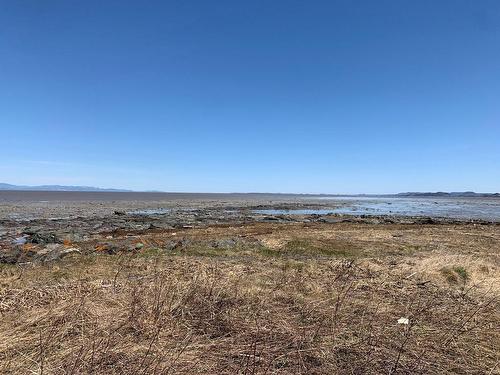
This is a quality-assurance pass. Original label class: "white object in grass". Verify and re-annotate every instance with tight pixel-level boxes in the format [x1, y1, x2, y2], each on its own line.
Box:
[397, 317, 410, 325]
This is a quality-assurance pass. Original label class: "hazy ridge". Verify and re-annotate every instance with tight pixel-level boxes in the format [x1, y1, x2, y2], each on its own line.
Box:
[0, 183, 498, 197]
[0, 183, 131, 192]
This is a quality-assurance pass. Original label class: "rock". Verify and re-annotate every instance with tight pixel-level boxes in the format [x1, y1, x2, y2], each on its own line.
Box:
[179, 238, 191, 247]
[134, 242, 144, 250]
[164, 238, 191, 251]
[35, 244, 81, 262]
[35, 244, 59, 257]
[211, 238, 238, 248]
[24, 231, 61, 245]
[173, 224, 194, 229]
[54, 247, 80, 260]
[114, 210, 126, 216]
[64, 233, 84, 242]
[263, 216, 279, 221]
[419, 217, 436, 224]
[163, 241, 178, 251]
[318, 217, 341, 224]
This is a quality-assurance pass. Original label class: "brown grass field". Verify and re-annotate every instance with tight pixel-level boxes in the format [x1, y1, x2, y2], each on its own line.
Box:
[0, 222, 499, 374]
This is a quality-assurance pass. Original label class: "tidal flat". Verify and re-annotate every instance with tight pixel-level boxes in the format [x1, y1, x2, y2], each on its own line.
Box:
[0, 193, 499, 374]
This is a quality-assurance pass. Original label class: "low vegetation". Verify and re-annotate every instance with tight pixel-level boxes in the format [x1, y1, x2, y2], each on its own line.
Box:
[0, 222, 498, 374]
[440, 266, 470, 285]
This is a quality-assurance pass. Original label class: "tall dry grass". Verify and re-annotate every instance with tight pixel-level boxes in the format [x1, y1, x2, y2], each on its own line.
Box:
[0, 249, 498, 374]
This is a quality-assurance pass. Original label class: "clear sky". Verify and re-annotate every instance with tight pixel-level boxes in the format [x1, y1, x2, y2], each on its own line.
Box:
[1, 1, 499, 193]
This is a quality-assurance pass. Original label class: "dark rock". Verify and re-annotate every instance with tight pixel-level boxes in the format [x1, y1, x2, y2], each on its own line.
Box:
[95, 242, 123, 254]
[318, 217, 342, 224]
[107, 243, 124, 254]
[263, 216, 279, 221]
[419, 217, 436, 224]
[114, 210, 126, 216]
[24, 231, 61, 245]
[172, 223, 194, 229]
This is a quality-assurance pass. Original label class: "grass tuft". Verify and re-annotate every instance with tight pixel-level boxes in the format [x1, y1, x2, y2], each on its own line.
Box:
[440, 265, 469, 285]
[452, 266, 469, 282]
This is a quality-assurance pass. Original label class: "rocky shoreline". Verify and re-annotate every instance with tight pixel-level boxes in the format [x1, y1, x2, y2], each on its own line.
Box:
[1, 198, 498, 264]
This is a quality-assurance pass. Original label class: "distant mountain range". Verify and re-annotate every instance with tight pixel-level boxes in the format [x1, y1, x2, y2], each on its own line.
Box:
[0, 183, 132, 192]
[0, 183, 498, 196]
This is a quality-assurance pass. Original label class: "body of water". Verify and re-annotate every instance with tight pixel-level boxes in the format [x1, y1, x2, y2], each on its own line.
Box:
[257, 197, 500, 221]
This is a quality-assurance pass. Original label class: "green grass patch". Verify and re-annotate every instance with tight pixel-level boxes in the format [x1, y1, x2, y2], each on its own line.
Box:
[283, 239, 358, 258]
[51, 268, 70, 281]
[257, 239, 359, 258]
[440, 267, 458, 284]
[257, 246, 281, 257]
[440, 265, 469, 285]
[138, 247, 166, 258]
[452, 266, 469, 282]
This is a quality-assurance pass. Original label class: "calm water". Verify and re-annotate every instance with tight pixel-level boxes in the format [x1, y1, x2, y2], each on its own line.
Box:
[256, 197, 500, 221]
[128, 208, 171, 215]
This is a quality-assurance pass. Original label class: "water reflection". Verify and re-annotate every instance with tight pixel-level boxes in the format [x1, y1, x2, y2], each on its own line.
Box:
[254, 197, 500, 221]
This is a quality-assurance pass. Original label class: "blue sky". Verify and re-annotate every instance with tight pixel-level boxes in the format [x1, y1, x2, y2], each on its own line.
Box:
[0, 1, 499, 193]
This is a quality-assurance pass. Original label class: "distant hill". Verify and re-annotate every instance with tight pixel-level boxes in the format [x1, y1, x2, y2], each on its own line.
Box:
[0, 184, 498, 196]
[396, 192, 499, 198]
[0, 183, 132, 192]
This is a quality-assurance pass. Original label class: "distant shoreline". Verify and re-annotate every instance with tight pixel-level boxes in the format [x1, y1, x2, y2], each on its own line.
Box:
[0, 190, 499, 204]
[0, 183, 498, 197]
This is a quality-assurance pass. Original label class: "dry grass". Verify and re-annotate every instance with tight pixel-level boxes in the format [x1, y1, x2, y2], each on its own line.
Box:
[0, 222, 499, 374]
